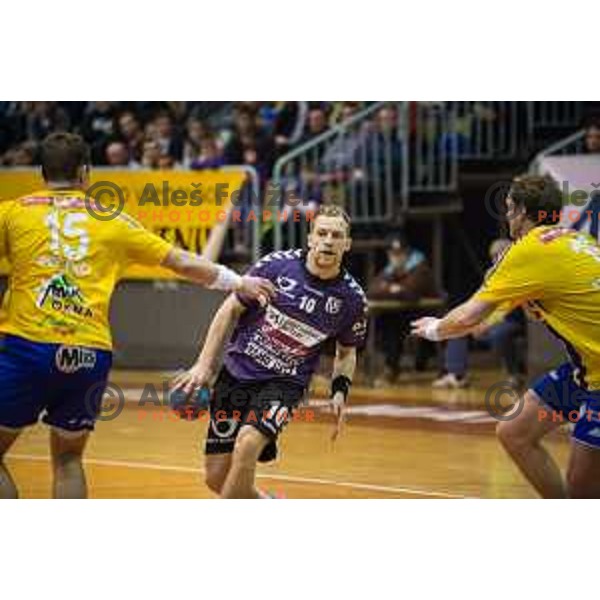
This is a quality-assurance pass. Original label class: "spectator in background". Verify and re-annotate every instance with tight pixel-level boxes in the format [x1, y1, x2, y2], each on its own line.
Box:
[183, 118, 211, 166]
[27, 102, 69, 141]
[329, 101, 362, 126]
[158, 155, 175, 170]
[166, 101, 189, 125]
[375, 105, 397, 135]
[296, 106, 330, 180]
[432, 238, 527, 389]
[299, 106, 329, 145]
[83, 101, 117, 164]
[363, 105, 403, 183]
[1, 141, 37, 166]
[584, 119, 600, 154]
[273, 102, 307, 157]
[256, 102, 279, 132]
[140, 140, 161, 169]
[190, 135, 225, 170]
[224, 107, 257, 161]
[117, 111, 144, 163]
[369, 233, 440, 384]
[153, 112, 183, 162]
[274, 106, 330, 202]
[224, 107, 274, 177]
[144, 121, 157, 140]
[105, 141, 131, 167]
[321, 111, 367, 171]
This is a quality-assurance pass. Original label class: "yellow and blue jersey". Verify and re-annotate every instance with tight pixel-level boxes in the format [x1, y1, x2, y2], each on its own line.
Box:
[475, 226, 600, 390]
[0, 188, 173, 350]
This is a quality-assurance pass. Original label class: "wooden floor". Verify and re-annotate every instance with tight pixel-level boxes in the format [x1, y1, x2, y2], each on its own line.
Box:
[6, 368, 572, 499]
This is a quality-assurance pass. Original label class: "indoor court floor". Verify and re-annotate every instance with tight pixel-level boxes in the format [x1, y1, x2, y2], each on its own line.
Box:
[6, 369, 571, 499]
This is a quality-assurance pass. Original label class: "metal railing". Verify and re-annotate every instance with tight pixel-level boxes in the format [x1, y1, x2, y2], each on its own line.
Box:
[413, 102, 582, 162]
[271, 101, 461, 250]
[271, 101, 403, 249]
[435, 101, 532, 160]
[219, 165, 261, 262]
[408, 102, 459, 193]
[530, 129, 587, 173]
[288, 101, 309, 145]
[531, 101, 583, 130]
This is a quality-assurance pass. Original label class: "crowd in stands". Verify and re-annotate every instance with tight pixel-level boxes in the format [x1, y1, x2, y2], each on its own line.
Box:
[3, 102, 594, 204]
[0, 101, 379, 175]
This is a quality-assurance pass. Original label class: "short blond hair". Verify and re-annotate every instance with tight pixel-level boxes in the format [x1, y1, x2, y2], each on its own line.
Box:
[310, 204, 351, 235]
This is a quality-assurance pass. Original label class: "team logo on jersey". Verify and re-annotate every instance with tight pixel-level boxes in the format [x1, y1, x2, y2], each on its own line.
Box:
[352, 318, 368, 337]
[325, 296, 343, 314]
[37, 273, 93, 318]
[55, 345, 97, 373]
[264, 305, 327, 347]
[211, 418, 238, 439]
[276, 275, 298, 296]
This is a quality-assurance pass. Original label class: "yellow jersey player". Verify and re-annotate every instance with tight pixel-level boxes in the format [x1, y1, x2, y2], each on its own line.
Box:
[413, 175, 600, 498]
[0, 132, 275, 499]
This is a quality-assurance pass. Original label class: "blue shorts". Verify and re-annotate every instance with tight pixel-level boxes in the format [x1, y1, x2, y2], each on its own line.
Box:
[0, 334, 112, 432]
[531, 362, 600, 449]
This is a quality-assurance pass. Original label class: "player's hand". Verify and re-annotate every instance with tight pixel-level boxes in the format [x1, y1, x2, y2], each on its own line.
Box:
[170, 365, 212, 419]
[540, 227, 573, 243]
[330, 391, 346, 443]
[171, 363, 212, 396]
[239, 276, 276, 306]
[411, 316, 442, 341]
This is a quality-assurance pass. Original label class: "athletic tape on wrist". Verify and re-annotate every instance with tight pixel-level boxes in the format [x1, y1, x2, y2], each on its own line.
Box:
[209, 265, 243, 292]
[424, 319, 442, 342]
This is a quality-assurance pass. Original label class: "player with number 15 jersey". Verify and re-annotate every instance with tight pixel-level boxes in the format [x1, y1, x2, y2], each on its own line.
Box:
[0, 132, 274, 499]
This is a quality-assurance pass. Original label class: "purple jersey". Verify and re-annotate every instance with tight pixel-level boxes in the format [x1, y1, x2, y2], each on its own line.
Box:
[223, 249, 368, 388]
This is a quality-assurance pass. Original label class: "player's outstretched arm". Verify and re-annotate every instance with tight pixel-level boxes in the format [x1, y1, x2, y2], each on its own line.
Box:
[162, 247, 276, 302]
[171, 295, 247, 395]
[411, 297, 497, 342]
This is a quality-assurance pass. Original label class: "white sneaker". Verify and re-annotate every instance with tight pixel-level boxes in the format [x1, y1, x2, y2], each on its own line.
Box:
[432, 373, 469, 389]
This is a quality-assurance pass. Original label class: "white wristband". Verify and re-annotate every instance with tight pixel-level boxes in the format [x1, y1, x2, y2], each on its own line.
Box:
[209, 265, 243, 292]
[423, 318, 442, 341]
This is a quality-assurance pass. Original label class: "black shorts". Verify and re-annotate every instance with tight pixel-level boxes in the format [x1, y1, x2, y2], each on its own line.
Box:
[204, 367, 306, 462]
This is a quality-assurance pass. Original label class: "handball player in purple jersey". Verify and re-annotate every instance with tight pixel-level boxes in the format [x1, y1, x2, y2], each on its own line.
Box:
[172, 205, 368, 498]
